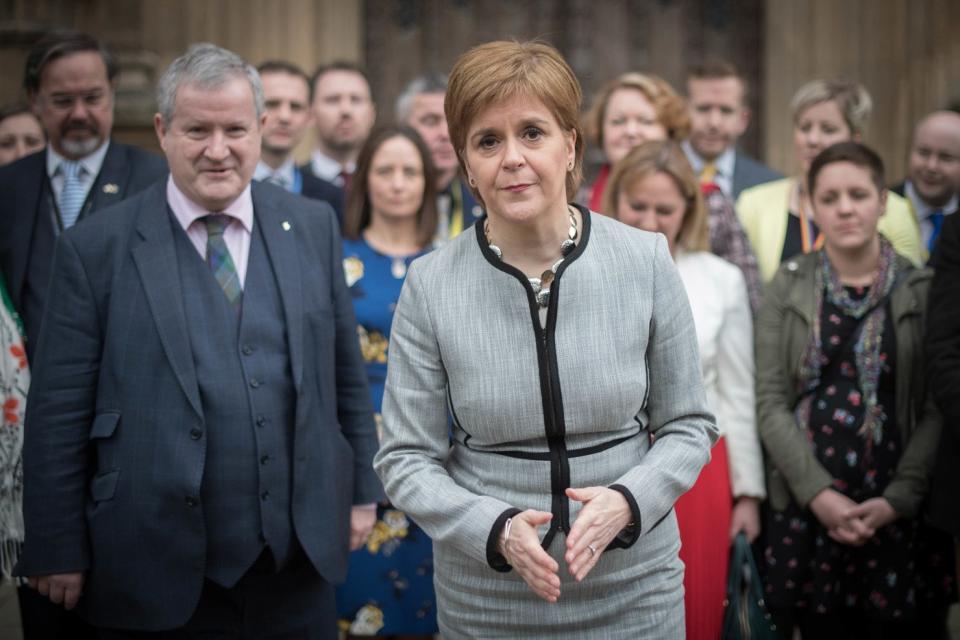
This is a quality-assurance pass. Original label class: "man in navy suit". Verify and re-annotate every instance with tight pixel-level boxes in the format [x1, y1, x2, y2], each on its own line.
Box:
[254, 60, 344, 220]
[682, 59, 781, 201]
[396, 72, 482, 244]
[18, 43, 380, 638]
[0, 31, 166, 640]
[0, 32, 167, 364]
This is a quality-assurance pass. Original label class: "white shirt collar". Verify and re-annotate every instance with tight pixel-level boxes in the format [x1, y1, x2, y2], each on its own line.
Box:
[254, 157, 296, 186]
[905, 180, 959, 219]
[310, 149, 354, 184]
[46, 140, 111, 180]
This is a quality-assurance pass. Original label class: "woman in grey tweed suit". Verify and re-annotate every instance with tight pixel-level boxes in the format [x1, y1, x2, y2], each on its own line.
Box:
[374, 41, 718, 638]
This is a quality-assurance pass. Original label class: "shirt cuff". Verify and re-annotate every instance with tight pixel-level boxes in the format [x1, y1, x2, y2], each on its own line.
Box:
[485, 507, 522, 572]
[606, 484, 642, 550]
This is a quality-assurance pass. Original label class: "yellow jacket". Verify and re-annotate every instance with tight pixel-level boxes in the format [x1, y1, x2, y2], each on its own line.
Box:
[736, 178, 922, 282]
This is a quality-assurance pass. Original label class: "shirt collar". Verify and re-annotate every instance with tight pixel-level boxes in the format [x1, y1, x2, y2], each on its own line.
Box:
[254, 157, 296, 185]
[46, 140, 111, 179]
[905, 180, 959, 218]
[166, 174, 254, 233]
[310, 149, 354, 182]
[681, 140, 735, 178]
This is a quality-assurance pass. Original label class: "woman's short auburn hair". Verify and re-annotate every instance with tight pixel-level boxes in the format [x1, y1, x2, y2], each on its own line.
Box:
[585, 72, 690, 150]
[602, 140, 710, 253]
[445, 40, 584, 204]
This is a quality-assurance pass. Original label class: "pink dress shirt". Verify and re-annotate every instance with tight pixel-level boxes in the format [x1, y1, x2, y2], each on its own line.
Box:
[166, 176, 254, 287]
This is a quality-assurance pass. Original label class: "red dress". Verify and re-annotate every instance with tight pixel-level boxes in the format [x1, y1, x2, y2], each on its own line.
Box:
[675, 437, 732, 640]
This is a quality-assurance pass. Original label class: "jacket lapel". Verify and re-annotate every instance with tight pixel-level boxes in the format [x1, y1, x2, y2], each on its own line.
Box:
[130, 182, 203, 417]
[87, 141, 132, 213]
[252, 183, 304, 392]
[4, 153, 48, 306]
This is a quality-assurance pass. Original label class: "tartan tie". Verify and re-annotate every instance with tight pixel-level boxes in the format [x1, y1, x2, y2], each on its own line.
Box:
[59, 160, 86, 229]
[204, 215, 242, 310]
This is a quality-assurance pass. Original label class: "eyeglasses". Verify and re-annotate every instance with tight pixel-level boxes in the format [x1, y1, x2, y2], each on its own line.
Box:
[43, 90, 110, 111]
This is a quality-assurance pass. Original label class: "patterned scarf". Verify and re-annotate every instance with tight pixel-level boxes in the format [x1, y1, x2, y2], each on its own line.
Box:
[794, 238, 902, 450]
[0, 276, 27, 581]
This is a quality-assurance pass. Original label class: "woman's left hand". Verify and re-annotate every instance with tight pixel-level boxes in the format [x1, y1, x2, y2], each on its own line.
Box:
[729, 496, 761, 543]
[846, 497, 898, 531]
[564, 486, 632, 582]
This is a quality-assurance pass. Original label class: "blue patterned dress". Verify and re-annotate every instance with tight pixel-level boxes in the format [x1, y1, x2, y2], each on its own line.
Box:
[336, 237, 438, 636]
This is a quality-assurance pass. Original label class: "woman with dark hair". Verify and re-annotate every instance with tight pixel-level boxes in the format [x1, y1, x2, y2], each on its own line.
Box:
[335, 125, 439, 637]
[756, 140, 955, 637]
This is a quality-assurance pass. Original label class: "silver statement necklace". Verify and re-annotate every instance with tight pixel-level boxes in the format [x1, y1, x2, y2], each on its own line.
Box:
[486, 206, 579, 308]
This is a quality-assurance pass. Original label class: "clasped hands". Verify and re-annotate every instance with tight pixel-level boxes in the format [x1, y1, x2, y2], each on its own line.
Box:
[809, 488, 898, 546]
[498, 486, 632, 603]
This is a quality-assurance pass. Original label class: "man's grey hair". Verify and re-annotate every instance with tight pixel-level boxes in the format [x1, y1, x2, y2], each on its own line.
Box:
[157, 43, 264, 124]
[395, 72, 448, 122]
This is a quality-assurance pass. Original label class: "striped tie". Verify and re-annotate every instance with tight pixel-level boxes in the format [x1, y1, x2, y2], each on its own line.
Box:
[59, 160, 86, 229]
[204, 215, 242, 310]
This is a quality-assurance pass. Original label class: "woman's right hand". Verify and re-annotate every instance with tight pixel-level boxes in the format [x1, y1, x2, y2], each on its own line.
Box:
[500, 509, 561, 603]
[808, 488, 874, 545]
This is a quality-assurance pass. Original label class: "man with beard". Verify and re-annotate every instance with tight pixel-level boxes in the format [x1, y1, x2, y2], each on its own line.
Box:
[892, 110, 960, 261]
[253, 60, 343, 220]
[0, 31, 167, 364]
[305, 61, 376, 191]
[0, 30, 166, 640]
[396, 72, 481, 243]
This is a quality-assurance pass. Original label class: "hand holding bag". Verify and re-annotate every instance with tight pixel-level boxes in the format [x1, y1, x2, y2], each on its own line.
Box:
[721, 532, 779, 640]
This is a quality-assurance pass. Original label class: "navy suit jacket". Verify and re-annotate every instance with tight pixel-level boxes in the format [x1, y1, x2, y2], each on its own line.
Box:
[731, 151, 782, 201]
[17, 180, 382, 630]
[300, 169, 345, 223]
[0, 142, 167, 356]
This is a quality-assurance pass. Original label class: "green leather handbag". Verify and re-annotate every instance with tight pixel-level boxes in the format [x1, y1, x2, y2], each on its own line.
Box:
[721, 532, 780, 639]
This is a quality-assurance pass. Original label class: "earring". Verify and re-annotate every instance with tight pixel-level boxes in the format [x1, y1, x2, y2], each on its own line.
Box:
[469, 177, 476, 187]
[567, 161, 574, 171]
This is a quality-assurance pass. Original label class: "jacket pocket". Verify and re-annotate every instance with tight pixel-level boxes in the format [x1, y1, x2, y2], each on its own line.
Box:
[90, 470, 120, 502]
[90, 412, 120, 439]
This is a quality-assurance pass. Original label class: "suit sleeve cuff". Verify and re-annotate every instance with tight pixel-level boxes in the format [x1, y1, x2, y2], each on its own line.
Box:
[485, 507, 522, 572]
[606, 484, 642, 550]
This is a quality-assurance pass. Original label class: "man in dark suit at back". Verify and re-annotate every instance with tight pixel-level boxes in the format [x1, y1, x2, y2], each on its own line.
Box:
[396, 72, 482, 245]
[0, 31, 166, 640]
[891, 110, 960, 260]
[254, 60, 344, 221]
[17, 42, 380, 638]
[0, 31, 167, 364]
[682, 59, 781, 201]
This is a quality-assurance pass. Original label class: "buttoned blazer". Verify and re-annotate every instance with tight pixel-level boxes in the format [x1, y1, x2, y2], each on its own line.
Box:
[375, 209, 717, 572]
[0, 142, 168, 345]
[17, 180, 381, 630]
[736, 178, 924, 281]
[730, 151, 781, 201]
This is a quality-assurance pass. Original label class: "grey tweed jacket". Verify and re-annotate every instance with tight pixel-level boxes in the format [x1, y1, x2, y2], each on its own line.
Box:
[375, 206, 718, 637]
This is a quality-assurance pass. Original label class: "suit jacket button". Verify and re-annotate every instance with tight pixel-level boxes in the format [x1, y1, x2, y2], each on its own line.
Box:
[190, 429, 203, 440]
[250, 378, 260, 388]
[260, 454, 270, 465]
[256, 416, 266, 427]
[261, 491, 270, 501]
[185, 496, 198, 507]
[242, 345, 253, 356]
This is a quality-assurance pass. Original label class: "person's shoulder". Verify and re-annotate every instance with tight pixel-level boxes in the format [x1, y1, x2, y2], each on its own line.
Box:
[738, 176, 791, 203]
[0, 149, 45, 189]
[735, 152, 782, 180]
[255, 180, 337, 229]
[64, 180, 164, 251]
[588, 209, 661, 253]
[885, 190, 913, 216]
[112, 142, 168, 174]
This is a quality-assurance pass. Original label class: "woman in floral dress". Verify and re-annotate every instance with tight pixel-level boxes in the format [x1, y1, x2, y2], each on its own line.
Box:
[756, 141, 955, 638]
[335, 125, 439, 637]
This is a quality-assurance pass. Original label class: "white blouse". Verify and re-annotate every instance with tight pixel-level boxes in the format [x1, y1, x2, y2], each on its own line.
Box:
[676, 250, 766, 499]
